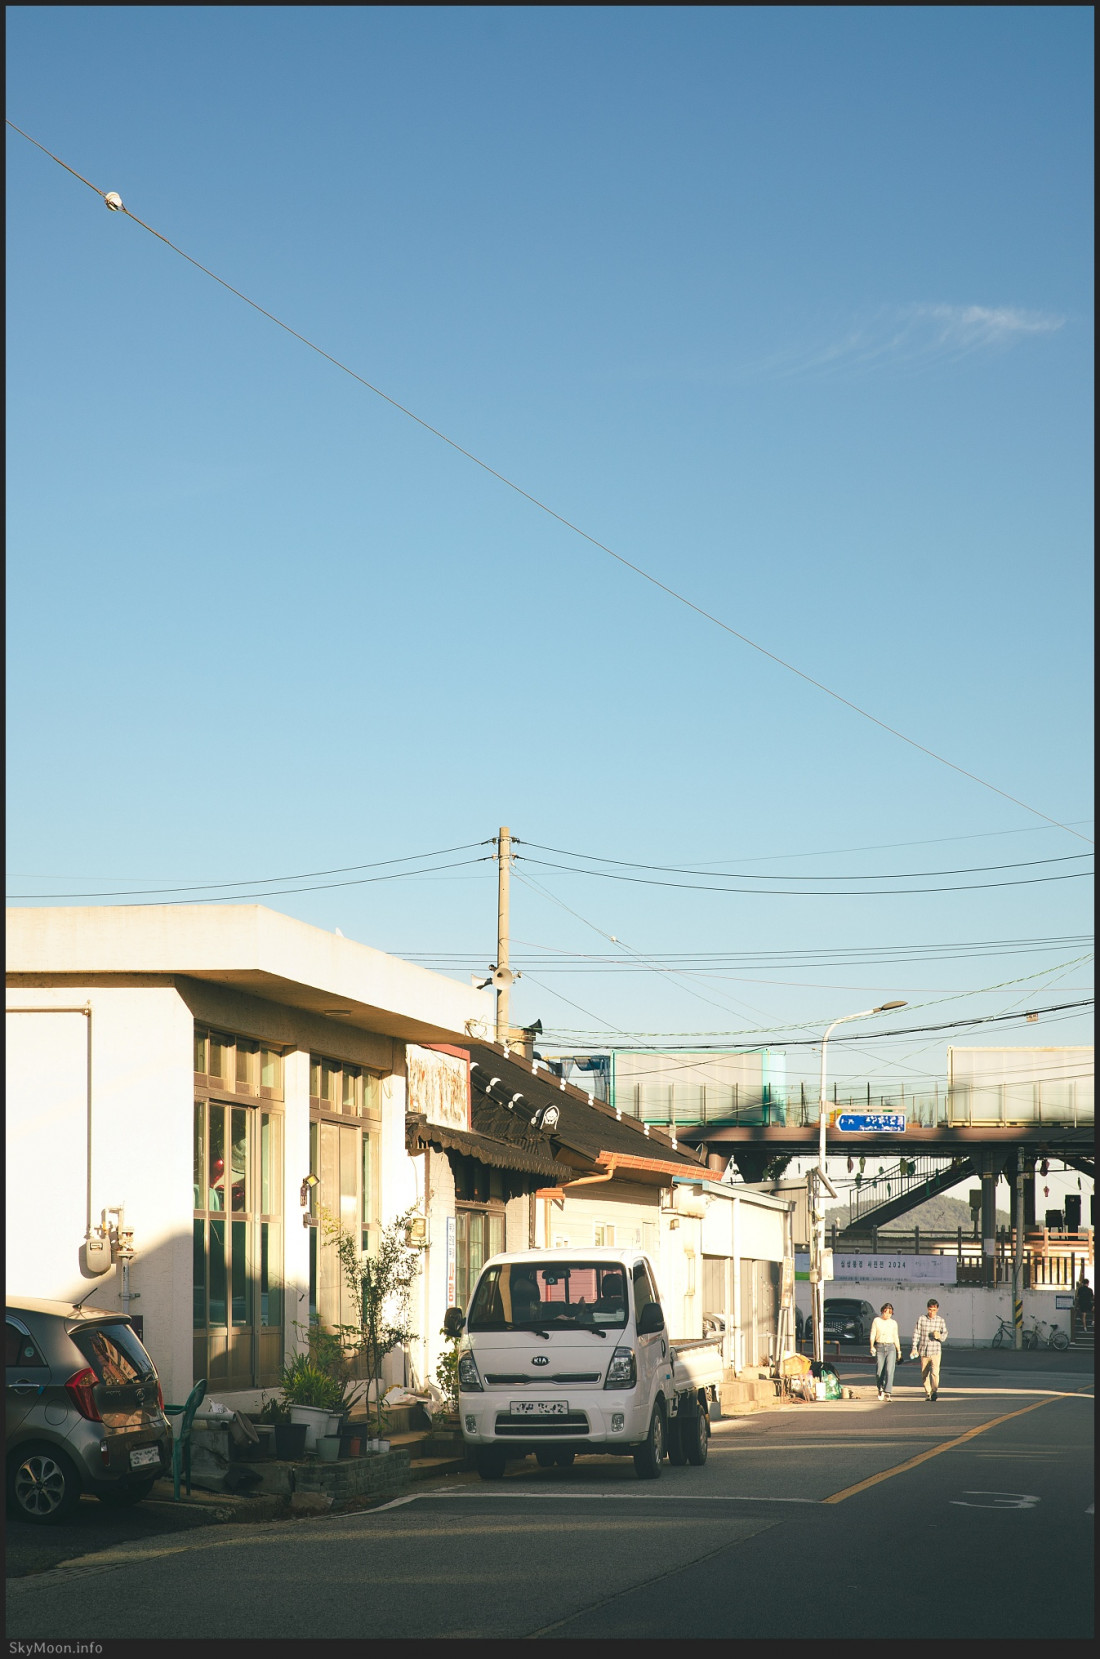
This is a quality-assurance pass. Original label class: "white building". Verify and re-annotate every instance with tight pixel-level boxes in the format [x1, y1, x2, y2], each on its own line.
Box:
[6, 904, 494, 1407]
[7, 903, 794, 1409]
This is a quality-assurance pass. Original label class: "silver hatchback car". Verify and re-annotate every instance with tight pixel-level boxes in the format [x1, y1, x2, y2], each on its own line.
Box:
[6, 1298, 172, 1524]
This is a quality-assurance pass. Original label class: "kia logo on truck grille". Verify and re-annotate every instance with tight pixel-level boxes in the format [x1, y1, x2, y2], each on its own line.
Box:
[531, 1355, 549, 1366]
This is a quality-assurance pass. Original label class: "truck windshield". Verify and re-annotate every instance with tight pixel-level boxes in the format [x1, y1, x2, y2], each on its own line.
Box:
[468, 1262, 630, 1332]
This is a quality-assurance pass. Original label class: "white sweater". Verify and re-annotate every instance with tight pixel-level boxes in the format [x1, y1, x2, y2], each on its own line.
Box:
[869, 1317, 901, 1352]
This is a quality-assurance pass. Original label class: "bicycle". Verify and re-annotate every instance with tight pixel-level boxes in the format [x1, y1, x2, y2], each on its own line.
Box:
[991, 1316, 1019, 1348]
[1023, 1318, 1070, 1352]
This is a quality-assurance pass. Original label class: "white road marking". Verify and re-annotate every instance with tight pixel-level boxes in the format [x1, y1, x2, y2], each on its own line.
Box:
[950, 1491, 1040, 1509]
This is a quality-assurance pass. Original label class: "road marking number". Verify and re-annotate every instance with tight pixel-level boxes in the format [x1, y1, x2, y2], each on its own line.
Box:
[950, 1491, 1040, 1509]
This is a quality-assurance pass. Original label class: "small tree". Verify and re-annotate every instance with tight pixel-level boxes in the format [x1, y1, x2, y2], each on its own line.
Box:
[322, 1206, 422, 1435]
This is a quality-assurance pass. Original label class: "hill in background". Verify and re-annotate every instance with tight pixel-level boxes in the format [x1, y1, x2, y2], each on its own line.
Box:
[826, 1192, 1011, 1233]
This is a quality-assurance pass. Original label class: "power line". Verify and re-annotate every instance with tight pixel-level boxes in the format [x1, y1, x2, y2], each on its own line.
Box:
[7, 856, 494, 907]
[516, 854, 1093, 898]
[4, 841, 493, 900]
[6, 117, 1091, 852]
[533, 997, 1093, 1047]
[517, 840, 1090, 881]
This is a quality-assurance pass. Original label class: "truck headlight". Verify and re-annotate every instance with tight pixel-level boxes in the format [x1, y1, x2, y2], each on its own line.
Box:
[458, 1351, 484, 1393]
[604, 1347, 637, 1389]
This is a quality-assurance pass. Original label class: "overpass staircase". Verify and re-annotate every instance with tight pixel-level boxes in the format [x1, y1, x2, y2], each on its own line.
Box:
[838, 1152, 977, 1235]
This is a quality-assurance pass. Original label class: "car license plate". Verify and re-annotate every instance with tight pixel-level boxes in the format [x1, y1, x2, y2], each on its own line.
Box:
[510, 1400, 568, 1416]
[129, 1446, 161, 1469]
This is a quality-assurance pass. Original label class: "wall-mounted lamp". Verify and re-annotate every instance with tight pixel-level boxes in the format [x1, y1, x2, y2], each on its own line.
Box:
[300, 1172, 319, 1208]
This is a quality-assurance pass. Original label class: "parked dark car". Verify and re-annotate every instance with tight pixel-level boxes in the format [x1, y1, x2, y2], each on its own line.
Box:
[823, 1298, 877, 1345]
[6, 1298, 172, 1524]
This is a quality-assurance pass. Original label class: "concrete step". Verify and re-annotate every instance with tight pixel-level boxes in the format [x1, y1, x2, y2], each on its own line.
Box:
[719, 1375, 779, 1415]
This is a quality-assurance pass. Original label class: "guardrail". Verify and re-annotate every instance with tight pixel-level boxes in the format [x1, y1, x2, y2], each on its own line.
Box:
[618, 1078, 1092, 1129]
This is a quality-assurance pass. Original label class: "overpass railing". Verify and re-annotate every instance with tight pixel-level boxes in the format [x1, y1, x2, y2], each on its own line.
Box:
[616, 1077, 1092, 1129]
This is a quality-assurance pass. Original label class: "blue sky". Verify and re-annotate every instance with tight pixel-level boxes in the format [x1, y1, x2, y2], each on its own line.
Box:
[6, 7, 1094, 1135]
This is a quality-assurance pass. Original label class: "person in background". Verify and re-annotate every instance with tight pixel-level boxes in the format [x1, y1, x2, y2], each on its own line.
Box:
[869, 1302, 901, 1400]
[910, 1298, 948, 1401]
[1074, 1274, 1094, 1333]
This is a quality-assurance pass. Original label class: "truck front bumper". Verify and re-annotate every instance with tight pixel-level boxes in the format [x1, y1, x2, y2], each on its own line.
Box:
[459, 1391, 652, 1447]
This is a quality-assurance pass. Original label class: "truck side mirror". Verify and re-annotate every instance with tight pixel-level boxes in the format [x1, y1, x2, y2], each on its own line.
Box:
[443, 1306, 466, 1338]
[637, 1301, 665, 1335]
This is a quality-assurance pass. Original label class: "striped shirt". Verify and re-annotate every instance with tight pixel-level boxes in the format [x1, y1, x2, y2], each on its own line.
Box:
[911, 1313, 948, 1356]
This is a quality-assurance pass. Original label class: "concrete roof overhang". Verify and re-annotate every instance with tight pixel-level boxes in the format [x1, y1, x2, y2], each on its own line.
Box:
[5, 904, 494, 1046]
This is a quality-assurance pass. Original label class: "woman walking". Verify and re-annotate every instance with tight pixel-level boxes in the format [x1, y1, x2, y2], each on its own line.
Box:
[870, 1302, 901, 1400]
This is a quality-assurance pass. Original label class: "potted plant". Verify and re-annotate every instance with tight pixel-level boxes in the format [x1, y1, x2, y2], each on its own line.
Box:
[258, 1393, 307, 1460]
[322, 1206, 422, 1447]
[279, 1354, 343, 1452]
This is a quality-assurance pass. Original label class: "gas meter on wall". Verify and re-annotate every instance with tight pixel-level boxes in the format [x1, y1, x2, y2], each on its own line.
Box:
[82, 1231, 113, 1275]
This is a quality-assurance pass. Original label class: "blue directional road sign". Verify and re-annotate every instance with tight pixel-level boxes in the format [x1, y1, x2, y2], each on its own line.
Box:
[835, 1112, 906, 1133]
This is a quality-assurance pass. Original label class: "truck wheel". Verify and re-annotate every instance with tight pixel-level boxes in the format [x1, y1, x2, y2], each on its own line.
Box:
[666, 1415, 688, 1466]
[632, 1405, 665, 1480]
[476, 1447, 508, 1481]
[685, 1404, 709, 1467]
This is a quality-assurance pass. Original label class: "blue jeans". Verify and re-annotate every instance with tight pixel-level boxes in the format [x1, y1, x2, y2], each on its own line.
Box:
[876, 1345, 897, 1395]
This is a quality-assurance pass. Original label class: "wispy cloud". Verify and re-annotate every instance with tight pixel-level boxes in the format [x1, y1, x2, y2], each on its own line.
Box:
[746, 303, 1066, 383]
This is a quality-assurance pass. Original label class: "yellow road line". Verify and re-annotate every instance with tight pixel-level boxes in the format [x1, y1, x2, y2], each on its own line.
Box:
[823, 1396, 1060, 1504]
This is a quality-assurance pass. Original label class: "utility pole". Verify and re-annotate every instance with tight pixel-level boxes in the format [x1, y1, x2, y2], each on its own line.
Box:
[496, 826, 512, 1045]
[1013, 1146, 1024, 1350]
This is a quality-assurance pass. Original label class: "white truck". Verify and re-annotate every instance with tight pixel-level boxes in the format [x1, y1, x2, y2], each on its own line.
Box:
[445, 1248, 724, 1481]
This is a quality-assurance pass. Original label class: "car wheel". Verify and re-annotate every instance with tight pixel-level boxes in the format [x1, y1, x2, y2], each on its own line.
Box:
[666, 1415, 688, 1466]
[7, 1444, 82, 1526]
[685, 1404, 709, 1467]
[554, 1451, 575, 1468]
[535, 1449, 558, 1469]
[96, 1479, 157, 1507]
[476, 1446, 508, 1481]
[632, 1404, 665, 1480]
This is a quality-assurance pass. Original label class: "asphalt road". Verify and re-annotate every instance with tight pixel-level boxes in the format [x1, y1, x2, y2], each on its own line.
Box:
[6, 1349, 1093, 1642]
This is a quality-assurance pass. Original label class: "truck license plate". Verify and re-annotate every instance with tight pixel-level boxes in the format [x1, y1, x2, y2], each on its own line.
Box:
[129, 1446, 161, 1469]
[510, 1400, 568, 1416]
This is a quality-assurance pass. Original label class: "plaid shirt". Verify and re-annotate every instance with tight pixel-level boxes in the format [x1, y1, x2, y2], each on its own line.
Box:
[911, 1313, 948, 1356]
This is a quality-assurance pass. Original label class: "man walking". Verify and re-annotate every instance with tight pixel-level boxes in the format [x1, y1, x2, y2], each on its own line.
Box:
[910, 1298, 948, 1401]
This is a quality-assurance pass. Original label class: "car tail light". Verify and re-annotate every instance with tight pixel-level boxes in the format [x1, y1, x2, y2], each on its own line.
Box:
[66, 1366, 102, 1421]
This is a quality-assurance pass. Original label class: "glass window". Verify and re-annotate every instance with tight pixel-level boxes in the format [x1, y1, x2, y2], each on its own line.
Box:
[208, 1034, 228, 1080]
[321, 1061, 336, 1103]
[260, 1048, 280, 1091]
[235, 1041, 256, 1088]
[208, 1218, 227, 1325]
[310, 1057, 322, 1098]
[468, 1261, 629, 1331]
[194, 1031, 207, 1074]
[342, 1066, 359, 1115]
[231, 1220, 250, 1325]
[208, 1107, 225, 1210]
[633, 1260, 657, 1321]
[193, 1101, 205, 1209]
[363, 1072, 381, 1118]
[5, 1323, 46, 1368]
[193, 1222, 206, 1327]
[230, 1108, 248, 1213]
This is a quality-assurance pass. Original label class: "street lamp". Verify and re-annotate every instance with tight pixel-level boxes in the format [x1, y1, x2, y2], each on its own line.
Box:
[811, 1000, 907, 1365]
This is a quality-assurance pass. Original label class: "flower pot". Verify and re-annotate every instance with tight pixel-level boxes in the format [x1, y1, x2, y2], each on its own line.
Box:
[376, 1439, 390, 1454]
[273, 1423, 308, 1459]
[317, 1435, 341, 1463]
[289, 1405, 330, 1452]
[342, 1435, 361, 1459]
[326, 1413, 343, 1437]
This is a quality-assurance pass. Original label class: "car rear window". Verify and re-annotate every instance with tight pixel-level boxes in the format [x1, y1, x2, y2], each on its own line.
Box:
[71, 1320, 157, 1382]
